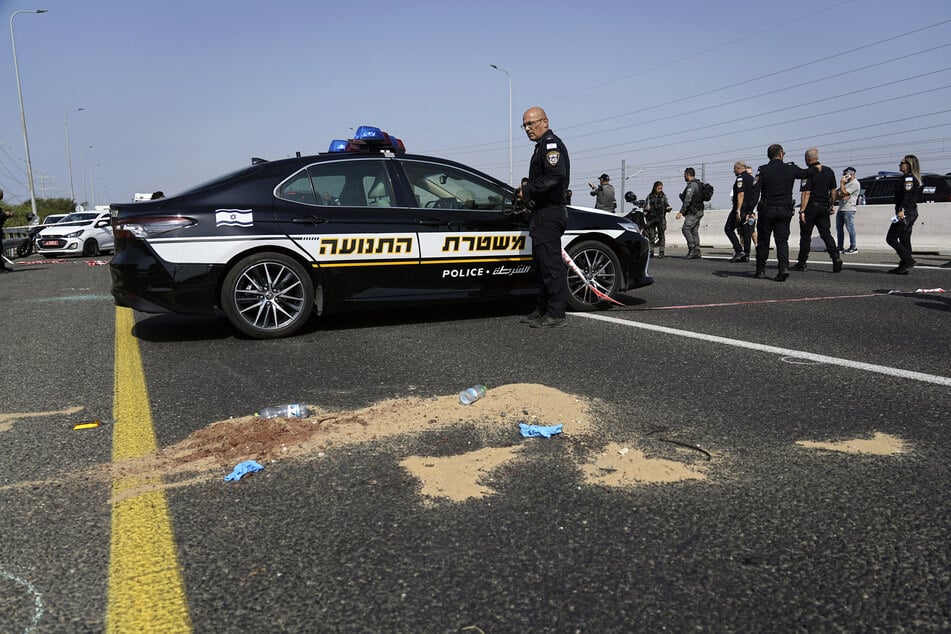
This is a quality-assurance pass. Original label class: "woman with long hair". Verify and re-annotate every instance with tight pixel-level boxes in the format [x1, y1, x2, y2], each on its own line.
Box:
[886, 154, 921, 274]
[643, 181, 672, 257]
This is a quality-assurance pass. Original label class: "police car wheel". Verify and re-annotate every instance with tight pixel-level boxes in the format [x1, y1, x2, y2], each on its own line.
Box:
[221, 252, 314, 339]
[565, 240, 621, 311]
[82, 238, 100, 257]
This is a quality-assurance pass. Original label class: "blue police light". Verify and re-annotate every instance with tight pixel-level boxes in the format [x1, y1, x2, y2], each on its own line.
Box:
[354, 126, 386, 141]
[328, 139, 349, 153]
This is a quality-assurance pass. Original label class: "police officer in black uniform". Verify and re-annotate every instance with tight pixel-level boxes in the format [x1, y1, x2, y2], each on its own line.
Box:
[518, 106, 570, 328]
[886, 154, 921, 274]
[791, 148, 842, 273]
[727, 161, 755, 262]
[753, 144, 814, 281]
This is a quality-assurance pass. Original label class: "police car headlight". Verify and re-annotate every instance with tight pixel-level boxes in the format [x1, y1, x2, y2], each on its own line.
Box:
[618, 221, 639, 232]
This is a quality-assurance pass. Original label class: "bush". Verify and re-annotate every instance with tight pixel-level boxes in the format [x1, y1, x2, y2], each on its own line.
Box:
[4, 198, 77, 226]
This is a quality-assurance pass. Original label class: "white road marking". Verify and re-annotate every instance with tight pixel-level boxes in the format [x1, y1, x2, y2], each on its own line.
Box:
[575, 312, 951, 386]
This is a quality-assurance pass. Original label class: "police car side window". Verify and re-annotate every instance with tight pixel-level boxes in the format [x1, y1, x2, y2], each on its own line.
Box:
[277, 161, 396, 207]
[400, 161, 506, 211]
[277, 172, 318, 205]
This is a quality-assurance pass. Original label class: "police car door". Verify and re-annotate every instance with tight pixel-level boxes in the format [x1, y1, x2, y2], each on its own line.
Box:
[273, 158, 421, 303]
[395, 159, 530, 298]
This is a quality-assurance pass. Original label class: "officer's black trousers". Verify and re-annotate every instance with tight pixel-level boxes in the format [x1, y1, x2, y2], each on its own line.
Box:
[885, 213, 918, 264]
[724, 212, 743, 254]
[755, 206, 793, 272]
[533, 239, 567, 318]
[530, 206, 568, 318]
[796, 205, 838, 263]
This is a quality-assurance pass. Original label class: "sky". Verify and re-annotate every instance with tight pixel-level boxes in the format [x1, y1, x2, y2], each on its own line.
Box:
[1, 0, 950, 211]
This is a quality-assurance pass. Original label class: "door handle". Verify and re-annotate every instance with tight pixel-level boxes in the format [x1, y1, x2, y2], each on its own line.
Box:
[290, 216, 327, 225]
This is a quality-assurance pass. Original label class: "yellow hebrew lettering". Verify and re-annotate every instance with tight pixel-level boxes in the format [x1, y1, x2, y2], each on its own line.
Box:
[442, 236, 460, 252]
[319, 238, 338, 255]
[340, 238, 359, 254]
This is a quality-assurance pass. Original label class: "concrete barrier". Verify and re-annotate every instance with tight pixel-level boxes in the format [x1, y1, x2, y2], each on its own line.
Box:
[661, 202, 951, 254]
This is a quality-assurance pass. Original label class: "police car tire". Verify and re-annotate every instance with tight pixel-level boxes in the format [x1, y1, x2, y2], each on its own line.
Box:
[565, 240, 621, 312]
[82, 238, 100, 257]
[221, 252, 314, 339]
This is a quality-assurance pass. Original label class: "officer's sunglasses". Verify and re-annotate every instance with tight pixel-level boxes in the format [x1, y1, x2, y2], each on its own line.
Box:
[521, 118, 547, 130]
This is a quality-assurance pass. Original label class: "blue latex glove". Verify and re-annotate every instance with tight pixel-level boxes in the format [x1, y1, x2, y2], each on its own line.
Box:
[224, 460, 264, 481]
[519, 423, 563, 438]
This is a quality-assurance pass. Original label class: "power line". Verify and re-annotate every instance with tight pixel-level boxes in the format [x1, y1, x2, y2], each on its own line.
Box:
[569, 85, 951, 159]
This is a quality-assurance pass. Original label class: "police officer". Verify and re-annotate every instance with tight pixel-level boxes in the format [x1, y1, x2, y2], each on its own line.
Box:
[676, 167, 704, 259]
[518, 106, 570, 328]
[727, 161, 755, 262]
[791, 148, 842, 273]
[886, 154, 921, 274]
[753, 144, 814, 281]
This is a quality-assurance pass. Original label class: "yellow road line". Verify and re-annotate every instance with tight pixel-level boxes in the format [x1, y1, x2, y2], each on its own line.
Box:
[107, 306, 192, 633]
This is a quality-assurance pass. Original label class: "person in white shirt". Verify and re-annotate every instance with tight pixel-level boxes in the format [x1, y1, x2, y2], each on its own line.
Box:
[835, 166, 861, 253]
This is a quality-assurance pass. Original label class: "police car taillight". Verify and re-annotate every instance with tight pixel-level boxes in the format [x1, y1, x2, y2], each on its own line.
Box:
[114, 216, 196, 239]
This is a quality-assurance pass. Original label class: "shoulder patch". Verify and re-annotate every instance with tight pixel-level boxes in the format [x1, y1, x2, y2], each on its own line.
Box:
[546, 150, 560, 166]
[735, 176, 743, 188]
[801, 178, 808, 187]
[546, 143, 558, 150]
[904, 178, 914, 191]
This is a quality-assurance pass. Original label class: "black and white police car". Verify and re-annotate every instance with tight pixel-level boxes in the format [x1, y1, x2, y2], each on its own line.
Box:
[110, 126, 652, 338]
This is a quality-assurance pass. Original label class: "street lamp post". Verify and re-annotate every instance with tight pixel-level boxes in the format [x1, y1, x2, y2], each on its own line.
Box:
[10, 8, 48, 218]
[80, 145, 92, 207]
[490, 64, 512, 186]
[65, 107, 85, 202]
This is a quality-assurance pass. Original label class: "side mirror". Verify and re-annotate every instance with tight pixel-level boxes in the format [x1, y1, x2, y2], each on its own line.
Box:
[95, 219, 110, 228]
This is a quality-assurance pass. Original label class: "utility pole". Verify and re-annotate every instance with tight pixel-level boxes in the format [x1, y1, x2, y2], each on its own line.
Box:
[620, 160, 626, 215]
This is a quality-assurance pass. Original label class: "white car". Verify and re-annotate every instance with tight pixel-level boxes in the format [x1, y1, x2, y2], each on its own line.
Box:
[36, 211, 114, 257]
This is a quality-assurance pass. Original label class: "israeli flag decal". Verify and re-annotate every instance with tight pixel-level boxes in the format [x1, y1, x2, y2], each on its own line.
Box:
[215, 209, 253, 227]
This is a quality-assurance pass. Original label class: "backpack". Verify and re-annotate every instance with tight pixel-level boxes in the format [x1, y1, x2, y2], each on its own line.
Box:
[698, 180, 714, 202]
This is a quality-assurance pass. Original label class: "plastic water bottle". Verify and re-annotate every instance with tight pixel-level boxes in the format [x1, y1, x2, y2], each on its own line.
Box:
[257, 403, 308, 419]
[459, 385, 487, 405]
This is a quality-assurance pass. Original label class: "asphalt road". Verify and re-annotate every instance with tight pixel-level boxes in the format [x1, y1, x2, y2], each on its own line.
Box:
[1, 247, 949, 633]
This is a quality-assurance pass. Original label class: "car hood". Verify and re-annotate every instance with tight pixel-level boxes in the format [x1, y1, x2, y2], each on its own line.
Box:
[38, 221, 93, 235]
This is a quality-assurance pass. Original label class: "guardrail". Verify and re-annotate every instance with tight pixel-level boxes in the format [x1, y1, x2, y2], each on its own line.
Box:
[2, 225, 32, 258]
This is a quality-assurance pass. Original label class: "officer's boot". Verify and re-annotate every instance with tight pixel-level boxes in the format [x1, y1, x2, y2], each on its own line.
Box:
[830, 250, 843, 273]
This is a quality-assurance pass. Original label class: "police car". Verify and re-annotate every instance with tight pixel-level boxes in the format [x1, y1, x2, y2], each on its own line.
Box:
[110, 126, 652, 338]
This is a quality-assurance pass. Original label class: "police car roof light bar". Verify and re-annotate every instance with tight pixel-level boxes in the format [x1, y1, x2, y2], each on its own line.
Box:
[331, 125, 406, 156]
